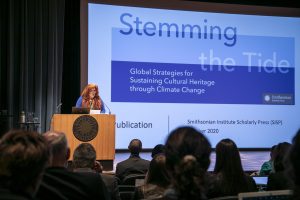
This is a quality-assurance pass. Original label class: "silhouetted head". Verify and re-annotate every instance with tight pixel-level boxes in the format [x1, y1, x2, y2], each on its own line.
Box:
[273, 142, 291, 172]
[270, 144, 277, 161]
[214, 138, 254, 195]
[290, 129, 300, 184]
[214, 138, 243, 175]
[128, 139, 142, 156]
[73, 143, 96, 169]
[146, 154, 170, 187]
[151, 144, 165, 158]
[0, 130, 49, 195]
[165, 126, 211, 200]
[165, 127, 211, 172]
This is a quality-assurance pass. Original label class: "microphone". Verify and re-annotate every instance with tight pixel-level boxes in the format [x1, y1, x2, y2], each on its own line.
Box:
[103, 101, 111, 114]
[89, 100, 93, 109]
[56, 103, 63, 113]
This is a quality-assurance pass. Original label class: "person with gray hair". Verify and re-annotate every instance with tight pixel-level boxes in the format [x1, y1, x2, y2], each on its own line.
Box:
[45, 131, 70, 167]
[36, 131, 109, 200]
[73, 143, 100, 170]
[73, 143, 120, 200]
[0, 130, 49, 200]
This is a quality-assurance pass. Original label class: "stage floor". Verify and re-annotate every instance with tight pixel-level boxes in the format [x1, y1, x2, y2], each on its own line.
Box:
[113, 151, 270, 172]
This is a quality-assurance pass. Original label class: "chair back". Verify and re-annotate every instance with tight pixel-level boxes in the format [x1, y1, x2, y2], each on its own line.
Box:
[210, 195, 238, 200]
[122, 174, 146, 186]
[118, 185, 136, 192]
[119, 191, 134, 200]
[238, 190, 292, 200]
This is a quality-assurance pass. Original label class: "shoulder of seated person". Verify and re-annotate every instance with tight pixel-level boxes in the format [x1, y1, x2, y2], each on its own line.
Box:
[117, 159, 130, 164]
[45, 166, 70, 173]
[140, 158, 150, 162]
[100, 173, 116, 180]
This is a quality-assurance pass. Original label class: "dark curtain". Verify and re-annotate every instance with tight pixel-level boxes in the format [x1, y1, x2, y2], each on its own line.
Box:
[61, 0, 81, 115]
[0, 0, 65, 133]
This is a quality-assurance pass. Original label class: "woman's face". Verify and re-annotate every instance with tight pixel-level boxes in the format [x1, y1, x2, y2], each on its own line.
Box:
[89, 88, 96, 99]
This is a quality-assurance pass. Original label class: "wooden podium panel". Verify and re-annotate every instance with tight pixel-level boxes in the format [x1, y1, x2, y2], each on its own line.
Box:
[51, 114, 115, 161]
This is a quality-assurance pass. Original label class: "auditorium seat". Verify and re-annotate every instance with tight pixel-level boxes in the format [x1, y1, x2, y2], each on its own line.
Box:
[118, 185, 135, 192]
[238, 190, 292, 200]
[119, 191, 134, 200]
[209, 196, 238, 200]
[122, 174, 146, 186]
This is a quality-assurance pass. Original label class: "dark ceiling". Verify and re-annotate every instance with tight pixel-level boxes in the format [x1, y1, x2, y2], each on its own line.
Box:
[187, 0, 300, 8]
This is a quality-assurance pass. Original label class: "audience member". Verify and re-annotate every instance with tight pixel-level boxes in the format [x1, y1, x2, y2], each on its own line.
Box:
[132, 154, 170, 200]
[164, 126, 212, 200]
[267, 142, 293, 190]
[73, 143, 120, 200]
[116, 139, 150, 182]
[73, 143, 102, 172]
[289, 129, 300, 200]
[211, 138, 257, 198]
[36, 131, 109, 200]
[151, 144, 165, 158]
[259, 145, 277, 176]
[0, 130, 49, 200]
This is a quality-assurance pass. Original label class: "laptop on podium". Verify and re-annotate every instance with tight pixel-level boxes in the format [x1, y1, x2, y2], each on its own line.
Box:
[71, 107, 90, 114]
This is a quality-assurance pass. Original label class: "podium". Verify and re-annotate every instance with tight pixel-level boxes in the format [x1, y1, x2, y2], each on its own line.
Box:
[51, 114, 115, 170]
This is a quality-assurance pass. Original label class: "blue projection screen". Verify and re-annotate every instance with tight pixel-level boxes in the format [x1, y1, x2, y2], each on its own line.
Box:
[87, 2, 300, 149]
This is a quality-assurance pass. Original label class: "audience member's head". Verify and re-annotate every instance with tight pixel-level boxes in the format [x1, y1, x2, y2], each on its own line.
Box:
[165, 126, 211, 200]
[273, 142, 291, 172]
[290, 129, 300, 185]
[151, 144, 165, 158]
[43, 131, 70, 167]
[128, 139, 142, 156]
[214, 138, 243, 175]
[0, 130, 49, 195]
[270, 144, 277, 161]
[73, 143, 96, 169]
[146, 154, 170, 188]
[214, 138, 253, 195]
[290, 129, 300, 199]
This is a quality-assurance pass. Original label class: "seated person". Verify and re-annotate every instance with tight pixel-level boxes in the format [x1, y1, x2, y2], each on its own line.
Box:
[289, 129, 300, 200]
[259, 145, 277, 176]
[76, 83, 105, 113]
[211, 139, 257, 198]
[73, 143, 120, 200]
[132, 154, 170, 200]
[267, 142, 293, 190]
[151, 144, 165, 158]
[163, 127, 212, 200]
[36, 131, 109, 200]
[116, 139, 150, 182]
[0, 130, 49, 200]
[164, 126, 211, 200]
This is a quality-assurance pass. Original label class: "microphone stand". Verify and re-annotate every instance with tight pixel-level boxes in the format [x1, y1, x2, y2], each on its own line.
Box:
[103, 102, 111, 114]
